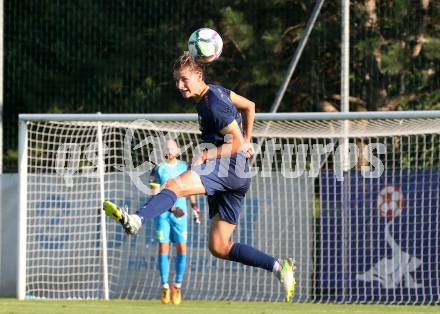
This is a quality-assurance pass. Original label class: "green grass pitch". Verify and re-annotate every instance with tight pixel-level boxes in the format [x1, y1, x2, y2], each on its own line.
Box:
[0, 299, 438, 314]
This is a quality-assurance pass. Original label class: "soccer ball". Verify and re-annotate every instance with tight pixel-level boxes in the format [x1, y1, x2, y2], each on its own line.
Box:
[188, 28, 223, 63]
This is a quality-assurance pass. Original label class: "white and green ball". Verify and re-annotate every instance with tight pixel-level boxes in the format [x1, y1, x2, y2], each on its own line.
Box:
[188, 28, 223, 63]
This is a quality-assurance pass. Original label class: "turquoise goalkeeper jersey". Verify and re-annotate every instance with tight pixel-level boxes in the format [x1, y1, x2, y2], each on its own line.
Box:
[149, 160, 189, 212]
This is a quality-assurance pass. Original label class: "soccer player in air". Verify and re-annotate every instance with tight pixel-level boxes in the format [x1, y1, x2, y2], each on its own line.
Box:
[104, 51, 296, 302]
[149, 139, 201, 305]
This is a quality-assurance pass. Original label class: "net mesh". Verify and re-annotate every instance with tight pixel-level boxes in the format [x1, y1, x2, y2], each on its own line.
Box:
[23, 116, 440, 303]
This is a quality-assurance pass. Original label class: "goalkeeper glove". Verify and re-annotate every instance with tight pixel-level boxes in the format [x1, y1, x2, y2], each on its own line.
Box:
[170, 207, 185, 218]
[191, 203, 201, 224]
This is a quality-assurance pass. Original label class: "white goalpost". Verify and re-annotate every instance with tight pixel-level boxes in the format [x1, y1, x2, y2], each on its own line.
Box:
[18, 112, 440, 304]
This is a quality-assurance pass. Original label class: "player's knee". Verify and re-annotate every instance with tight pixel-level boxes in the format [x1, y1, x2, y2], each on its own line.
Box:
[208, 242, 230, 260]
[176, 243, 187, 254]
[208, 244, 225, 259]
[164, 180, 181, 196]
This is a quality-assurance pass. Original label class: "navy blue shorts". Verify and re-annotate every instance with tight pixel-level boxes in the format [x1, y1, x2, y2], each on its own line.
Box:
[192, 152, 251, 225]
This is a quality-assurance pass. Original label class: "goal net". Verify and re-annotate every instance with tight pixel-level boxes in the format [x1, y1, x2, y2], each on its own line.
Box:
[18, 113, 440, 304]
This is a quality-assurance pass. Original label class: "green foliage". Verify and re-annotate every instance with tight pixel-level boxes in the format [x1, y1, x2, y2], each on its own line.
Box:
[424, 38, 440, 60]
[354, 35, 380, 57]
[4, 0, 440, 171]
[379, 42, 410, 76]
[220, 6, 254, 53]
[262, 27, 284, 54]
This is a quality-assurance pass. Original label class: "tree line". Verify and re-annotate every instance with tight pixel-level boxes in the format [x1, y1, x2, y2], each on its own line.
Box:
[4, 0, 439, 171]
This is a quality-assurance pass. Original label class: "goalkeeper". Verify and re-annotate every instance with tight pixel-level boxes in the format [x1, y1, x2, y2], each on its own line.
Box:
[104, 52, 296, 302]
[149, 139, 200, 305]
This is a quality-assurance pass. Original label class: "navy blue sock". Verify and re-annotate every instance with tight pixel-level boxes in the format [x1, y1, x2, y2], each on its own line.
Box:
[135, 189, 177, 223]
[229, 243, 277, 272]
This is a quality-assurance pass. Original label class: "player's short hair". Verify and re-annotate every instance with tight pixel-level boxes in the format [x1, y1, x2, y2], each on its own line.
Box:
[173, 51, 205, 78]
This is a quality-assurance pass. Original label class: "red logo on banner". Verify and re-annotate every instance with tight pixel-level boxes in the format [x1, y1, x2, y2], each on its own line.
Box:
[377, 185, 404, 220]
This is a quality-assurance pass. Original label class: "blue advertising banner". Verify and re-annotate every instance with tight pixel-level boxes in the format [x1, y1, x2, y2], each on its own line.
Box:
[318, 169, 440, 303]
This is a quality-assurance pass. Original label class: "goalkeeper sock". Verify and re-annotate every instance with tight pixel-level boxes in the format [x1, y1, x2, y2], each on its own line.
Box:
[175, 253, 187, 285]
[229, 243, 277, 272]
[158, 254, 170, 287]
[136, 189, 177, 223]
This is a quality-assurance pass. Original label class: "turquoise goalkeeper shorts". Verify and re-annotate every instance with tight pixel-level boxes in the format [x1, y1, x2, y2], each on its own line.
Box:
[154, 210, 188, 243]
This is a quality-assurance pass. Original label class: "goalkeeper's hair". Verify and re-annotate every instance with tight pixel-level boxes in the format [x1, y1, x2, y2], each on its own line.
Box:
[173, 51, 205, 79]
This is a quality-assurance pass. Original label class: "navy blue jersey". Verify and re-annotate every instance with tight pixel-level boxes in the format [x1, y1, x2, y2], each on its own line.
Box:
[194, 84, 250, 225]
[197, 84, 242, 146]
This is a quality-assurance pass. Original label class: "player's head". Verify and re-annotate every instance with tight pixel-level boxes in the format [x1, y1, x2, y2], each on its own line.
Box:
[173, 51, 205, 99]
[165, 139, 180, 161]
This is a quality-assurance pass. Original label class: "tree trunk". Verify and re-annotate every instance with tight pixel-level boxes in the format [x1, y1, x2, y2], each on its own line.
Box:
[363, 0, 387, 111]
[364, 0, 377, 28]
[413, 0, 429, 57]
[320, 100, 339, 112]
